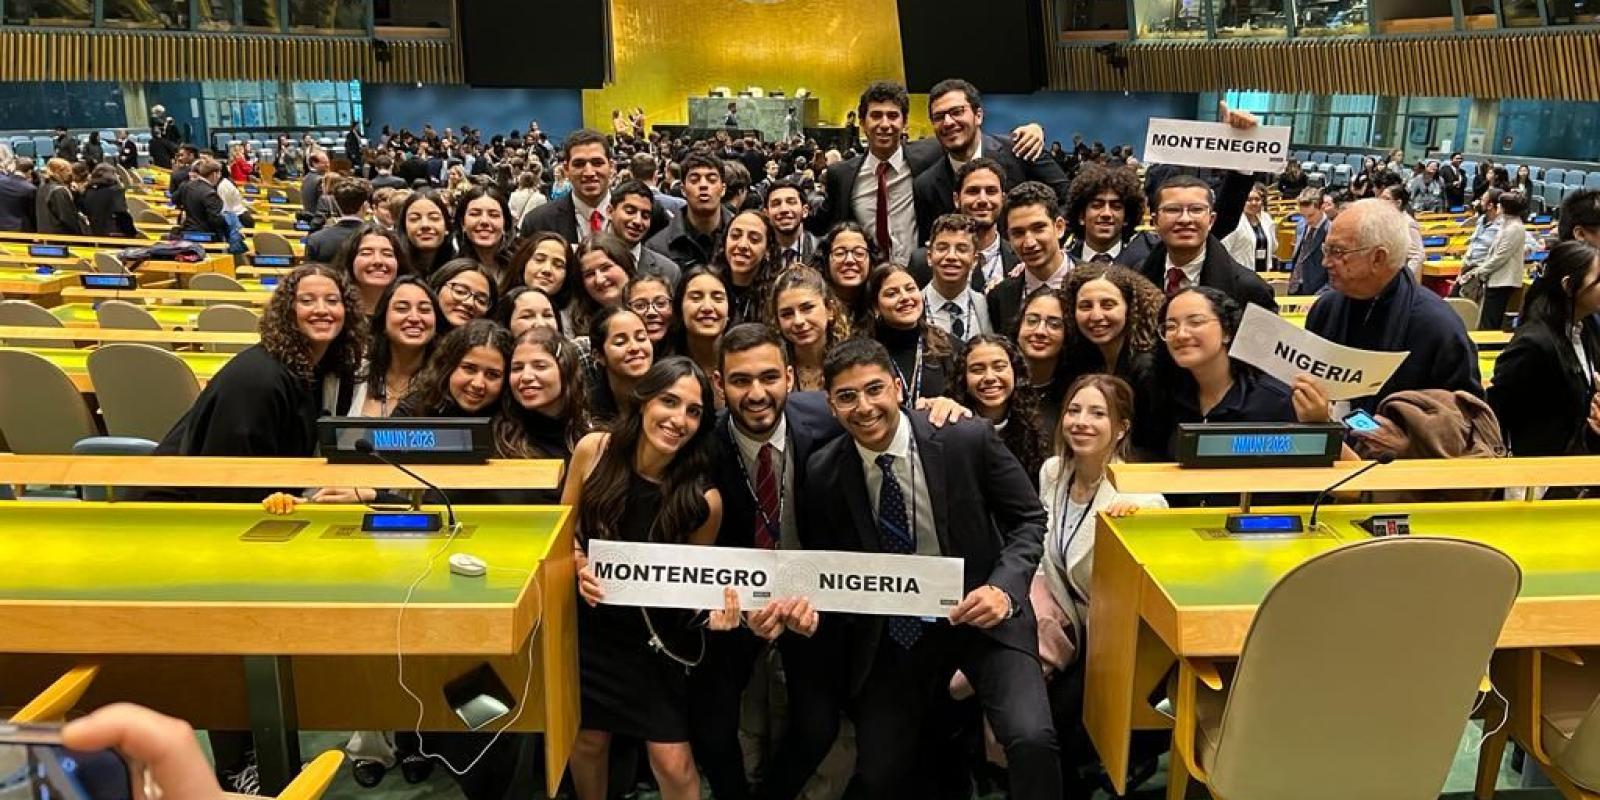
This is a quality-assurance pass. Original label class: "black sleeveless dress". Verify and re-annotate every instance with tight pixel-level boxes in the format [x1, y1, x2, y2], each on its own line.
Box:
[577, 472, 706, 741]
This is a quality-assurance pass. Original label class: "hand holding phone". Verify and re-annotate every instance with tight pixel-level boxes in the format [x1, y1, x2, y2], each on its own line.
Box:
[1342, 409, 1382, 435]
[62, 704, 224, 800]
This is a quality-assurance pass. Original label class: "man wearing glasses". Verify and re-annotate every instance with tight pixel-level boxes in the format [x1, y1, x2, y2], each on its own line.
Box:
[1137, 173, 1278, 313]
[801, 337, 1058, 800]
[606, 179, 682, 288]
[912, 79, 1070, 245]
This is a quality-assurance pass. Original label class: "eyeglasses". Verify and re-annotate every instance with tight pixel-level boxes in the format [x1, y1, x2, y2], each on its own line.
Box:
[1322, 245, 1376, 261]
[628, 297, 673, 314]
[1159, 315, 1218, 340]
[829, 380, 893, 409]
[929, 104, 972, 124]
[831, 247, 869, 261]
[1021, 313, 1065, 333]
[444, 281, 490, 309]
[1158, 204, 1213, 219]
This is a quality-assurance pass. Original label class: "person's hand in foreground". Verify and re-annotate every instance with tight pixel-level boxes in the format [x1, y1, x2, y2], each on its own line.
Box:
[63, 703, 223, 800]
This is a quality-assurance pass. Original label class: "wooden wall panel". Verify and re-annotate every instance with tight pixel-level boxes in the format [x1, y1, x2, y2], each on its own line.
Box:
[1047, 29, 1600, 100]
[0, 29, 461, 84]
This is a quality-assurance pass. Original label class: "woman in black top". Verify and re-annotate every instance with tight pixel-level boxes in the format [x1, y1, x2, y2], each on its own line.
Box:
[1489, 240, 1600, 457]
[156, 264, 366, 502]
[397, 190, 454, 274]
[491, 327, 592, 503]
[864, 263, 954, 405]
[625, 273, 677, 358]
[814, 222, 877, 329]
[950, 333, 1047, 483]
[565, 357, 734, 800]
[1275, 160, 1308, 197]
[331, 222, 410, 314]
[572, 232, 637, 337]
[1059, 264, 1164, 455]
[1016, 286, 1071, 436]
[80, 163, 135, 237]
[36, 158, 85, 235]
[428, 259, 498, 336]
[713, 209, 779, 325]
[450, 185, 514, 285]
[506, 232, 574, 323]
[393, 319, 511, 417]
[672, 267, 730, 385]
[587, 305, 655, 425]
[497, 285, 564, 339]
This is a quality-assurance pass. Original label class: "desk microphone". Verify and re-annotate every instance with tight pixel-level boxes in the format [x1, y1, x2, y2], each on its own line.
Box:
[1307, 451, 1395, 530]
[355, 438, 459, 531]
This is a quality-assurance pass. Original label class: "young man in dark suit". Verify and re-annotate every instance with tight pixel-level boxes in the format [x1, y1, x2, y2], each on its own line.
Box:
[799, 338, 1058, 800]
[1136, 174, 1277, 313]
[688, 323, 847, 800]
[519, 129, 615, 247]
[1062, 162, 1155, 267]
[987, 182, 1074, 339]
[606, 179, 681, 287]
[912, 79, 1071, 245]
[906, 159, 1018, 292]
[303, 177, 371, 263]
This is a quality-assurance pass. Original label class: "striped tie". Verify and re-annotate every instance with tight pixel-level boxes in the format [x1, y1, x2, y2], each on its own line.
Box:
[753, 444, 779, 549]
[875, 453, 922, 648]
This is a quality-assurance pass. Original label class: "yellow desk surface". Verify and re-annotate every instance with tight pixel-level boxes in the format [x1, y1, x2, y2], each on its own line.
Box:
[59, 287, 273, 305]
[2, 346, 231, 392]
[1109, 455, 1600, 496]
[1278, 309, 1511, 347]
[0, 501, 579, 794]
[1085, 499, 1600, 794]
[0, 453, 565, 491]
[0, 230, 227, 253]
[0, 325, 257, 346]
[0, 268, 72, 298]
[52, 302, 200, 329]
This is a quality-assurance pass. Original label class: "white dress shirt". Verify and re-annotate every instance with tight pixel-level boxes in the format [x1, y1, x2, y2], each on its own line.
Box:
[947, 137, 984, 174]
[854, 412, 939, 557]
[573, 195, 610, 240]
[923, 281, 993, 341]
[1023, 252, 1072, 295]
[731, 416, 798, 550]
[1082, 239, 1122, 262]
[853, 148, 916, 265]
[1164, 247, 1206, 289]
[977, 235, 1006, 287]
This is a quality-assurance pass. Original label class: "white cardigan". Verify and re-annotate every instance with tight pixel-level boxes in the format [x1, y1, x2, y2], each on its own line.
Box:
[1221, 211, 1277, 272]
[1037, 456, 1167, 633]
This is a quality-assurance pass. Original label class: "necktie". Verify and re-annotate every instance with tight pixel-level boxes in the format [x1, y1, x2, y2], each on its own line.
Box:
[874, 161, 892, 262]
[1165, 267, 1186, 297]
[753, 444, 780, 550]
[589, 209, 603, 235]
[943, 301, 966, 340]
[783, 248, 800, 269]
[875, 453, 922, 648]
[1091, 252, 1113, 265]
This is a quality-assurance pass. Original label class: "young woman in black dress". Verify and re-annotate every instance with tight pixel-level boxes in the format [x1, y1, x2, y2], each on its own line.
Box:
[864, 262, 954, 405]
[394, 319, 512, 417]
[950, 333, 1048, 483]
[563, 357, 736, 800]
[492, 327, 592, 503]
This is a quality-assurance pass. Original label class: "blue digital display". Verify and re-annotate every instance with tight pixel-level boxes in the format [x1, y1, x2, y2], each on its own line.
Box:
[244, 185, 259, 194]
[81, 274, 137, 289]
[268, 195, 287, 204]
[1226, 513, 1305, 534]
[336, 427, 474, 452]
[368, 513, 438, 529]
[260, 277, 280, 287]
[29, 245, 67, 257]
[35, 266, 54, 275]
[1196, 432, 1328, 458]
[375, 428, 437, 450]
[180, 231, 215, 242]
[253, 255, 293, 266]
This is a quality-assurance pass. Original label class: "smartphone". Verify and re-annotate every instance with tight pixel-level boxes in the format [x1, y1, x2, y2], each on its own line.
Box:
[0, 724, 133, 800]
[1342, 409, 1382, 434]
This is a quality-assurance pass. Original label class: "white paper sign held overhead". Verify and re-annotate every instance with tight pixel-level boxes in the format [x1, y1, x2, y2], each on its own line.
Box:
[1144, 118, 1292, 174]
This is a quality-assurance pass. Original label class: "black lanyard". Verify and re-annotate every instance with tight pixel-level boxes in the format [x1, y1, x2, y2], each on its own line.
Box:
[1053, 468, 1100, 603]
[727, 423, 789, 546]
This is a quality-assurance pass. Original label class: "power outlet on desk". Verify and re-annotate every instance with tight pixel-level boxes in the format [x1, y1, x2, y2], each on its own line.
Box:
[1358, 514, 1411, 537]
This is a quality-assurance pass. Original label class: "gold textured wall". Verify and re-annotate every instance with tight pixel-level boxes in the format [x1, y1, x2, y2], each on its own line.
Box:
[584, 0, 909, 133]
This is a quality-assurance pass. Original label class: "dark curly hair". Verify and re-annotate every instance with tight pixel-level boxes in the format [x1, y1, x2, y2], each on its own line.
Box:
[396, 318, 513, 416]
[494, 327, 592, 458]
[1065, 162, 1146, 244]
[951, 333, 1047, 478]
[259, 263, 366, 386]
[812, 221, 879, 324]
[1060, 263, 1164, 355]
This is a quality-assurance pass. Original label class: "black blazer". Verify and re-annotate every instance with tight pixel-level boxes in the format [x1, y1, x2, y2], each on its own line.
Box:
[117, 139, 140, 169]
[1136, 235, 1278, 314]
[907, 239, 1018, 289]
[36, 181, 84, 235]
[80, 183, 135, 237]
[802, 413, 1046, 695]
[0, 174, 37, 232]
[911, 132, 1072, 245]
[519, 193, 671, 248]
[1489, 316, 1600, 456]
[710, 392, 841, 550]
[176, 179, 228, 239]
[808, 137, 944, 236]
[985, 272, 1034, 340]
[304, 218, 364, 263]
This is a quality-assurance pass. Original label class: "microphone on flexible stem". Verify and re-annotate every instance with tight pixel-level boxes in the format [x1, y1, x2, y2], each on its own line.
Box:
[1307, 451, 1396, 530]
[355, 438, 458, 531]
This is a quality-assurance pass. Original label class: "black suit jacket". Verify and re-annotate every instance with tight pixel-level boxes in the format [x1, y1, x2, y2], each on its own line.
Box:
[1489, 316, 1600, 457]
[911, 132, 1071, 245]
[808, 138, 944, 236]
[0, 174, 37, 233]
[117, 139, 140, 169]
[176, 179, 228, 239]
[519, 194, 672, 248]
[1137, 235, 1278, 314]
[711, 392, 841, 550]
[802, 413, 1046, 695]
[304, 218, 365, 263]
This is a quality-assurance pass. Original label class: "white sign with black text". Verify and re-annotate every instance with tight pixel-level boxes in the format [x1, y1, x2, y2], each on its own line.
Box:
[587, 540, 965, 617]
[1144, 118, 1293, 174]
[1229, 303, 1409, 401]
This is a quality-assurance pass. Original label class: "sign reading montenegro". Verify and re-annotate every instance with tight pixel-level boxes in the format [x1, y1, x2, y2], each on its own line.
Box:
[1144, 118, 1292, 173]
[588, 540, 964, 617]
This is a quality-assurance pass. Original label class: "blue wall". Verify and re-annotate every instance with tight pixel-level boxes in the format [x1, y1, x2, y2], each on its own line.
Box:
[361, 84, 583, 139]
[1495, 99, 1600, 162]
[980, 91, 1200, 158]
[0, 82, 126, 132]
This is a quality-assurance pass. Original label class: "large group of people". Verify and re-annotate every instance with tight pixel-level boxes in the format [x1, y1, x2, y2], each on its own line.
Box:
[45, 75, 1595, 800]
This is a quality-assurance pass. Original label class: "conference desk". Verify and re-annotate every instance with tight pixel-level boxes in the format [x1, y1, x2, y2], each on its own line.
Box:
[59, 286, 273, 306]
[53, 302, 201, 329]
[0, 455, 575, 796]
[0, 230, 229, 253]
[1084, 498, 1600, 794]
[0, 325, 257, 347]
[1, 346, 232, 392]
[0, 268, 74, 302]
[1278, 310, 1511, 348]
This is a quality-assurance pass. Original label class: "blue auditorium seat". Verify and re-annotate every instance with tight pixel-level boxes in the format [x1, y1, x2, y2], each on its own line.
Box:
[1545, 168, 1566, 187]
[1585, 173, 1600, 190]
[32, 136, 52, 157]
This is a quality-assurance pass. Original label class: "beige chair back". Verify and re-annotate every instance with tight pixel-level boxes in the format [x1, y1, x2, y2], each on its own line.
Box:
[196, 304, 258, 353]
[135, 209, 169, 226]
[0, 300, 65, 347]
[1208, 536, 1521, 800]
[126, 195, 150, 215]
[253, 231, 296, 257]
[1445, 297, 1479, 331]
[93, 252, 127, 274]
[1268, 280, 1289, 297]
[0, 350, 99, 453]
[95, 299, 169, 350]
[188, 272, 246, 292]
[87, 344, 199, 441]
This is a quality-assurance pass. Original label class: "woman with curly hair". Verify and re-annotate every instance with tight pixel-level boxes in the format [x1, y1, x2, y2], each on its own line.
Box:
[813, 221, 877, 328]
[394, 318, 513, 417]
[769, 266, 851, 391]
[491, 326, 592, 503]
[154, 264, 366, 501]
[1058, 263, 1163, 449]
[950, 334, 1047, 483]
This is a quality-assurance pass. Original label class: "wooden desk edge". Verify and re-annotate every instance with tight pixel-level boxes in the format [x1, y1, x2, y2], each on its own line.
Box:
[1108, 457, 1600, 494]
[0, 456, 565, 490]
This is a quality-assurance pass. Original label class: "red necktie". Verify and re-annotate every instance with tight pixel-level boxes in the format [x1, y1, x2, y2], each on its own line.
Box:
[754, 444, 779, 549]
[1165, 267, 1186, 297]
[589, 209, 603, 235]
[874, 161, 892, 262]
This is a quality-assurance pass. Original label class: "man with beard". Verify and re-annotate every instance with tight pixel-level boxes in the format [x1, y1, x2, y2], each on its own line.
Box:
[907, 159, 1017, 292]
[912, 79, 1070, 245]
[764, 177, 818, 269]
[606, 179, 681, 287]
[646, 151, 733, 270]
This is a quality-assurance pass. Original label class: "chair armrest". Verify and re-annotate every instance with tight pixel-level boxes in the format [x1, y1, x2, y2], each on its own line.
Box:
[1189, 657, 1225, 691]
[1542, 647, 1586, 667]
